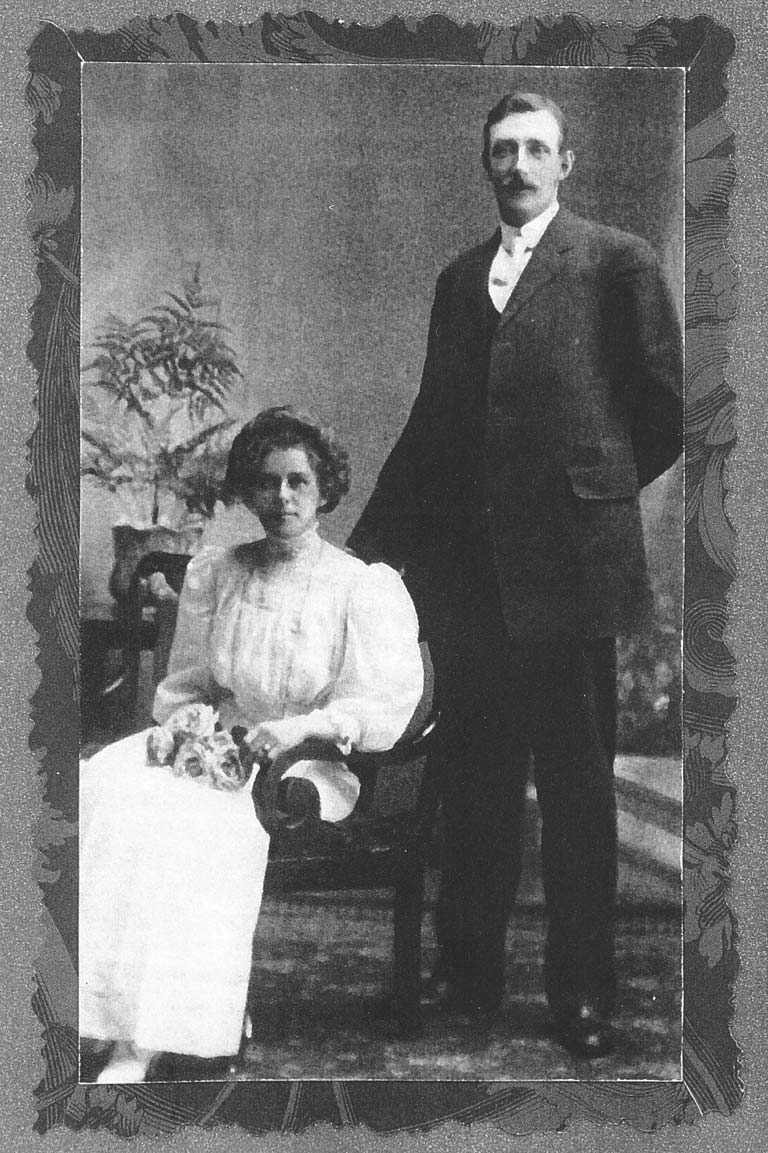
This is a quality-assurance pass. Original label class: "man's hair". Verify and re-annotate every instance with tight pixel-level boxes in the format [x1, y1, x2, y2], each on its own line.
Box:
[222, 405, 351, 513]
[482, 92, 568, 170]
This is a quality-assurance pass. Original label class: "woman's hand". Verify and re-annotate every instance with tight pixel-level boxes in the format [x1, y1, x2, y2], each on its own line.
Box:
[245, 716, 312, 766]
[246, 716, 314, 834]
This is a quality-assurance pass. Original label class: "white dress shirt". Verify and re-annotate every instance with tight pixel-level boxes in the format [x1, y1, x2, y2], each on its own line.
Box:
[488, 201, 560, 313]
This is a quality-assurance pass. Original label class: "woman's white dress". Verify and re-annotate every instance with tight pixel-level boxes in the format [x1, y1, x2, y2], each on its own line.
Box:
[79, 533, 423, 1058]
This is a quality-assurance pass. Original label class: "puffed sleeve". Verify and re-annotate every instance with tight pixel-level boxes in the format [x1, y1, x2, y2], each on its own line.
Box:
[152, 547, 223, 724]
[304, 563, 424, 753]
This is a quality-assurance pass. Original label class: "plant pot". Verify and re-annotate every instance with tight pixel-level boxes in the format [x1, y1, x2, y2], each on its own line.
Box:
[109, 522, 206, 604]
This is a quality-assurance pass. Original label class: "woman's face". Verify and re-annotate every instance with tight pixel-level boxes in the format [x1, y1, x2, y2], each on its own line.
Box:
[242, 445, 323, 541]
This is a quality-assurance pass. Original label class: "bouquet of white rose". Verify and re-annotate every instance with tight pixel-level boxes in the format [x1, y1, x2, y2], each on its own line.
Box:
[146, 703, 252, 791]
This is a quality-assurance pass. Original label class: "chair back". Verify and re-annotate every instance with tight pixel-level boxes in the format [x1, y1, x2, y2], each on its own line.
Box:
[104, 551, 193, 731]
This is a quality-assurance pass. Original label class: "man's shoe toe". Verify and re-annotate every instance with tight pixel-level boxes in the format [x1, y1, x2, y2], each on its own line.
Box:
[556, 1005, 616, 1058]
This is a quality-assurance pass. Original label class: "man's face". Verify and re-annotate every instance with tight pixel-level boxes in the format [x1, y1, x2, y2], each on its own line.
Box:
[487, 109, 574, 226]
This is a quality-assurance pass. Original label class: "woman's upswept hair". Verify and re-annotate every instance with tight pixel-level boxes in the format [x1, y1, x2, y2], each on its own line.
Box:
[222, 406, 351, 513]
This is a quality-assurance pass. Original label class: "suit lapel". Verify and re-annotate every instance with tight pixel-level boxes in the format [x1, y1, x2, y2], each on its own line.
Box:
[496, 208, 576, 331]
[455, 232, 500, 321]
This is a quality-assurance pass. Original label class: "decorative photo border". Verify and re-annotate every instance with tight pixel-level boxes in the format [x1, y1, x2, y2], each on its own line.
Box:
[27, 10, 738, 1138]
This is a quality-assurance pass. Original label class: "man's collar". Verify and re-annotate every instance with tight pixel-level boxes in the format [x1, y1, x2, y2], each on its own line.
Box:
[499, 201, 559, 251]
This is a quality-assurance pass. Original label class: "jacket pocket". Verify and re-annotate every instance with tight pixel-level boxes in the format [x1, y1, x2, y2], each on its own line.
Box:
[565, 458, 638, 500]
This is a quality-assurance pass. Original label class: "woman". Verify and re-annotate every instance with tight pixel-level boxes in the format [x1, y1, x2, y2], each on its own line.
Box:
[80, 407, 424, 1083]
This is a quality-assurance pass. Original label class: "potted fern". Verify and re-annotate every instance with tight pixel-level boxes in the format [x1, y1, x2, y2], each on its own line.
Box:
[82, 266, 242, 601]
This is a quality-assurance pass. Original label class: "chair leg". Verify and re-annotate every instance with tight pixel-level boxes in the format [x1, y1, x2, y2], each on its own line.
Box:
[392, 851, 425, 1037]
[231, 1008, 252, 1074]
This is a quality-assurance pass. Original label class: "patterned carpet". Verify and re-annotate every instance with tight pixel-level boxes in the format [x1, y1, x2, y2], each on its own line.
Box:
[79, 736, 681, 1084]
[234, 882, 681, 1082]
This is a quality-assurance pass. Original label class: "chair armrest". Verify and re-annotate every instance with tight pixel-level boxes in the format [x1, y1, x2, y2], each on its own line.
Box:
[246, 709, 440, 836]
[388, 706, 441, 763]
[346, 707, 441, 773]
[251, 766, 323, 836]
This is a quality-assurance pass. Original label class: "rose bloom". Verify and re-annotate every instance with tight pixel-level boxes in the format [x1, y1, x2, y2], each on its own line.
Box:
[172, 737, 210, 779]
[164, 703, 218, 741]
[206, 732, 250, 791]
[146, 726, 175, 766]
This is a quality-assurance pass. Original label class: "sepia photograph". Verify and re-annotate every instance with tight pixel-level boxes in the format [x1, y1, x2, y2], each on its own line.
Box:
[77, 60, 685, 1087]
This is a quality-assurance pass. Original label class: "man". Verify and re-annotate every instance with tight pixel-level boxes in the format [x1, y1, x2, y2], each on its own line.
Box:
[348, 92, 682, 1057]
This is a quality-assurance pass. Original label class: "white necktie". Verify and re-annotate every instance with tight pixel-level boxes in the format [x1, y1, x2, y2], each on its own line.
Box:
[489, 236, 531, 313]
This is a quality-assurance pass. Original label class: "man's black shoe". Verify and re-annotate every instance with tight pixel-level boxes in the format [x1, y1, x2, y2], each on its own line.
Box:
[556, 1002, 616, 1058]
[421, 975, 501, 1022]
[420, 975, 459, 1010]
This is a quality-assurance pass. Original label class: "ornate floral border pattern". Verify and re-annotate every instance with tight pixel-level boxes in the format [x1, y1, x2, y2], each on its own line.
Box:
[27, 10, 739, 1137]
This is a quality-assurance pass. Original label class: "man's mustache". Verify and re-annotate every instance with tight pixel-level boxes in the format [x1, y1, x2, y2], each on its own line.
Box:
[494, 177, 537, 192]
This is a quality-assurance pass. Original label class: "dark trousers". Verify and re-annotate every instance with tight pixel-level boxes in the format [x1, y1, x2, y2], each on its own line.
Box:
[433, 550, 619, 1019]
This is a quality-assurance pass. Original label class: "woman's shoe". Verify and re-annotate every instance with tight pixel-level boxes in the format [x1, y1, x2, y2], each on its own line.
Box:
[96, 1042, 155, 1083]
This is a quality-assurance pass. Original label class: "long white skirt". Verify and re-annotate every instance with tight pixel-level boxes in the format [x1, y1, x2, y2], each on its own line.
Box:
[79, 730, 269, 1057]
[79, 729, 361, 1058]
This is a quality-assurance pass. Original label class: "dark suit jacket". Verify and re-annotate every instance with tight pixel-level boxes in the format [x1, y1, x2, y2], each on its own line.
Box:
[348, 208, 683, 643]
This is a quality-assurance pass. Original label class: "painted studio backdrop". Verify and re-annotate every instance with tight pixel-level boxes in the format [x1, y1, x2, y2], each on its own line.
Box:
[81, 75, 682, 540]
[81, 63, 684, 755]
[81, 65, 684, 737]
[78, 60, 685, 1082]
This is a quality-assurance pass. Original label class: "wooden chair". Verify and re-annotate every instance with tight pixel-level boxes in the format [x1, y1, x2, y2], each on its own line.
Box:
[109, 550, 441, 1038]
[97, 550, 193, 734]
